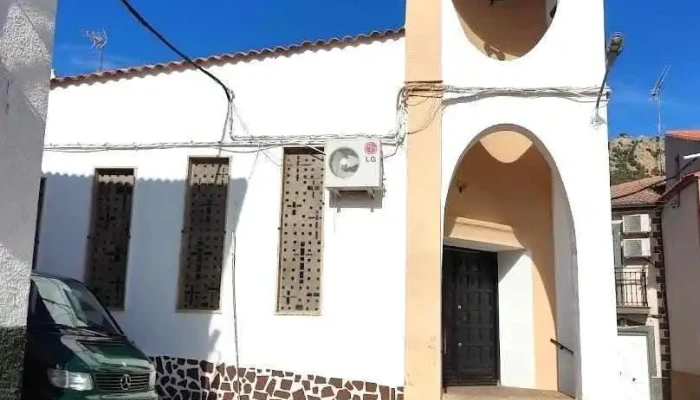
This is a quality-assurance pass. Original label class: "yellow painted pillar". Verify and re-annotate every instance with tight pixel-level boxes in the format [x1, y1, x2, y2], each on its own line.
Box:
[404, 0, 442, 398]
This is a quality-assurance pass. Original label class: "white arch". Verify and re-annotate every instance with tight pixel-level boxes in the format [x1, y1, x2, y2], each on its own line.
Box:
[440, 95, 620, 397]
[441, 122, 581, 394]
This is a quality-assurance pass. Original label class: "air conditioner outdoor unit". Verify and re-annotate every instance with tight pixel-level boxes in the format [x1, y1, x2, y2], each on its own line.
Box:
[622, 238, 651, 259]
[622, 214, 652, 234]
[325, 138, 382, 193]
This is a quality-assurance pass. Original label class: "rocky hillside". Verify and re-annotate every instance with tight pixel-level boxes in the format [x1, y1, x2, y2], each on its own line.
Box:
[609, 135, 665, 185]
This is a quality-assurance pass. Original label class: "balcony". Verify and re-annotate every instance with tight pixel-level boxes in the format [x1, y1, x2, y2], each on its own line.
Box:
[615, 269, 649, 314]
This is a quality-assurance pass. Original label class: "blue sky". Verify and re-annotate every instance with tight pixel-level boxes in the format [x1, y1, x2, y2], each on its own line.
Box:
[53, 0, 698, 137]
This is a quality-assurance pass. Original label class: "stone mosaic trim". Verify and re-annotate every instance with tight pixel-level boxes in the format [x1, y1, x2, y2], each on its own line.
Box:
[151, 355, 405, 400]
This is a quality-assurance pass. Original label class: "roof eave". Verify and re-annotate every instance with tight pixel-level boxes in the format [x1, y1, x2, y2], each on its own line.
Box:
[611, 203, 660, 211]
[50, 27, 405, 88]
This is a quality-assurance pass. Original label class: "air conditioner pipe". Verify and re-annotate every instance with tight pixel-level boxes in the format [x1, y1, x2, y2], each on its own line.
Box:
[683, 152, 700, 161]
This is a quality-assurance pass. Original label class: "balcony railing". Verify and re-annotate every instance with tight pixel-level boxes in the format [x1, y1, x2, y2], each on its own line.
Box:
[615, 269, 648, 308]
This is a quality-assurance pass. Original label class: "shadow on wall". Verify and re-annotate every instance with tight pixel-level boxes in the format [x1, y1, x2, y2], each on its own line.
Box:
[452, 0, 552, 61]
[36, 170, 409, 399]
[328, 190, 384, 209]
[35, 171, 249, 397]
[447, 142, 556, 333]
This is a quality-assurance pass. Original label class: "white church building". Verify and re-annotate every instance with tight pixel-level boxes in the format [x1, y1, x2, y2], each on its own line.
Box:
[36, 0, 622, 399]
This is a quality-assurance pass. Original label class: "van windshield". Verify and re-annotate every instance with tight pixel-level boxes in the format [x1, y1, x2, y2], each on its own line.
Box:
[28, 276, 121, 337]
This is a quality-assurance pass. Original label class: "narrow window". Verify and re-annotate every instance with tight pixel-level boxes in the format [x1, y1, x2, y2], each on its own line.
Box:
[178, 158, 229, 311]
[86, 169, 135, 309]
[277, 148, 325, 314]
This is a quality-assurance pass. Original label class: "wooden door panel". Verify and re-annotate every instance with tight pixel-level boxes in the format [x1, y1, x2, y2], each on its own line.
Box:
[443, 247, 498, 387]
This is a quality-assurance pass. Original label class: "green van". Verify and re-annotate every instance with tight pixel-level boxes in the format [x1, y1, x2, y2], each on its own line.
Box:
[21, 272, 158, 399]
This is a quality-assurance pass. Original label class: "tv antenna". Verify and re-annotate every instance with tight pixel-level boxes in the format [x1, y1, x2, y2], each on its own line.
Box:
[83, 29, 108, 71]
[650, 65, 671, 137]
[650, 65, 671, 174]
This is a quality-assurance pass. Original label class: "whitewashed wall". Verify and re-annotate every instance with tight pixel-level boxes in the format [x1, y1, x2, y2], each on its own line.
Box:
[663, 184, 700, 378]
[497, 250, 536, 389]
[440, 0, 619, 398]
[38, 37, 406, 386]
[0, 0, 56, 396]
[553, 174, 578, 397]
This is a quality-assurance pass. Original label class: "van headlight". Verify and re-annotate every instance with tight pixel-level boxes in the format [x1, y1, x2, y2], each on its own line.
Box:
[148, 370, 156, 389]
[48, 368, 94, 391]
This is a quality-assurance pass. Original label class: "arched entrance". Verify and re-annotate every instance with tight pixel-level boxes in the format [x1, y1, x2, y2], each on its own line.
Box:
[441, 126, 579, 395]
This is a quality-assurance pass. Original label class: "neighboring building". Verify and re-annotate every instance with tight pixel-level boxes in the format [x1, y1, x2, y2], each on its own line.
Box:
[0, 0, 57, 398]
[665, 131, 700, 184]
[610, 176, 670, 400]
[660, 130, 700, 400]
[36, 1, 619, 399]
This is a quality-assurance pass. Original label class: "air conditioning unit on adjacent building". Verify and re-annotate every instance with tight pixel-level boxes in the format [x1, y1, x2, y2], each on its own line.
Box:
[622, 214, 652, 234]
[622, 238, 652, 259]
[325, 138, 382, 193]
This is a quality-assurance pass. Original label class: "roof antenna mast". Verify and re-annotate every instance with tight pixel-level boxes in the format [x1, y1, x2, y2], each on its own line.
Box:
[651, 65, 671, 137]
[84, 29, 108, 72]
[650, 65, 671, 174]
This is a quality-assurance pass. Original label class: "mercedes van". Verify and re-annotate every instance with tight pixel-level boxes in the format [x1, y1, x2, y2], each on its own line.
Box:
[22, 272, 158, 399]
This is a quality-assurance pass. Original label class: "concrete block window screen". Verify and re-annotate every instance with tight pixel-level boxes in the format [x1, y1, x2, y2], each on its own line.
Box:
[177, 158, 229, 311]
[85, 168, 135, 309]
[277, 148, 325, 314]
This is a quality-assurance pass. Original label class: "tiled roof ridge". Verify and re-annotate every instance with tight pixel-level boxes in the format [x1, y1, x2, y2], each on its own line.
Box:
[610, 175, 666, 207]
[667, 130, 700, 141]
[51, 27, 405, 87]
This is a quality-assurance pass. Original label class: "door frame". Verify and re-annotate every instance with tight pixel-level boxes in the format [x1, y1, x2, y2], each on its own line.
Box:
[618, 325, 660, 400]
[442, 245, 501, 387]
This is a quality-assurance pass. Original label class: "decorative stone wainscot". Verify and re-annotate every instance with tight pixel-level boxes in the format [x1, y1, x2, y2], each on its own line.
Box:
[151, 356, 405, 400]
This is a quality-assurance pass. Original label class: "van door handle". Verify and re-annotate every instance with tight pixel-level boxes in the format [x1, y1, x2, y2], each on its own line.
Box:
[443, 329, 447, 354]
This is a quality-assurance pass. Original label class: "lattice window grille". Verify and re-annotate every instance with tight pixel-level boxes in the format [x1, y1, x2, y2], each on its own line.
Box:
[178, 158, 230, 311]
[86, 169, 135, 309]
[277, 148, 325, 314]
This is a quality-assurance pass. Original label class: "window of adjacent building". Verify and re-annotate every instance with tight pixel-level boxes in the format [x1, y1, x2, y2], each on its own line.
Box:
[277, 147, 325, 314]
[177, 157, 230, 311]
[85, 169, 135, 309]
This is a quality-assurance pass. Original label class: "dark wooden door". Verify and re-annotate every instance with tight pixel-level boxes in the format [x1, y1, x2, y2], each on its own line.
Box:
[442, 247, 499, 387]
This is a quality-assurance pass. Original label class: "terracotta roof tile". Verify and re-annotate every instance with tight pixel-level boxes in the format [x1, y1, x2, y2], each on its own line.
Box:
[666, 130, 700, 141]
[51, 28, 405, 88]
[611, 176, 666, 207]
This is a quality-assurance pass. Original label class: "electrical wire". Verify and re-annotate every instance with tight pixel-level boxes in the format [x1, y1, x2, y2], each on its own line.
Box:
[443, 85, 607, 104]
[231, 102, 281, 167]
[116, 0, 238, 158]
[116, 0, 234, 102]
[43, 142, 281, 153]
[43, 85, 410, 154]
[43, 136, 397, 151]
[43, 84, 604, 155]
[230, 233, 242, 398]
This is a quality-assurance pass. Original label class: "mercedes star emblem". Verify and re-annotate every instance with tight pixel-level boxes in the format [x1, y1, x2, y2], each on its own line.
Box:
[120, 374, 132, 391]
